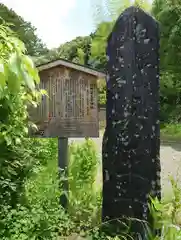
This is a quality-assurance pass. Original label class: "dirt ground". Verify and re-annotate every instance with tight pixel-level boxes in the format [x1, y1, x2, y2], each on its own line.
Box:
[69, 136, 181, 200]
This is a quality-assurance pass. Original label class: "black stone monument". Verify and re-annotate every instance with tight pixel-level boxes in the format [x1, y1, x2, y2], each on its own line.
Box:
[102, 6, 161, 238]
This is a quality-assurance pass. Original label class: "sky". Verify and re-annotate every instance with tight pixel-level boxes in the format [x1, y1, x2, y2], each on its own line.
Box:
[0, 0, 97, 49]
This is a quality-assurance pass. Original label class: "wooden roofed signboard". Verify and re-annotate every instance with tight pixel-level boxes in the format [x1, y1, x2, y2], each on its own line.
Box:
[29, 59, 105, 138]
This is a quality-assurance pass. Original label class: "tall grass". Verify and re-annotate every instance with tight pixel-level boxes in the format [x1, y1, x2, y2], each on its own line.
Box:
[1, 138, 181, 239]
[161, 123, 181, 141]
[147, 178, 181, 239]
[68, 139, 101, 225]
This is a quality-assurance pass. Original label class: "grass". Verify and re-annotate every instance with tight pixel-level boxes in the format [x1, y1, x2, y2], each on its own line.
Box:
[100, 120, 181, 141]
[161, 123, 181, 141]
[1, 138, 181, 239]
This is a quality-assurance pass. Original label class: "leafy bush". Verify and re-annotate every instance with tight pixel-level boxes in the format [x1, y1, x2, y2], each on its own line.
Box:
[69, 139, 101, 226]
[0, 22, 42, 209]
[0, 136, 181, 239]
[0, 138, 70, 240]
[0, 139, 100, 239]
[1, 14, 181, 240]
[161, 123, 181, 140]
[144, 178, 181, 240]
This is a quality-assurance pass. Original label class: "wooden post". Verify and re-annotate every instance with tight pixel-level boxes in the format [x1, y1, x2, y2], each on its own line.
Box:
[58, 137, 69, 209]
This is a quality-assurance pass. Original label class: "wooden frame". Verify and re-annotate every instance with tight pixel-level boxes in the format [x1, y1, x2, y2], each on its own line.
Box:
[29, 59, 105, 138]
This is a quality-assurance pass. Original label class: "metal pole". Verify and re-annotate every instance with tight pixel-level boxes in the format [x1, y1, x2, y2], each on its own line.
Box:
[58, 137, 68, 209]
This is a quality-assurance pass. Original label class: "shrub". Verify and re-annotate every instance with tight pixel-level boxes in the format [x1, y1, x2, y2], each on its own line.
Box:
[0, 139, 72, 240]
[0, 22, 42, 212]
[1, 136, 181, 239]
[68, 139, 101, 226]
[147, 178, 181, 240]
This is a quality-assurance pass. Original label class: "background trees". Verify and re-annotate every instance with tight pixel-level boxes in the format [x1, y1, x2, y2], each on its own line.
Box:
[152, 0, 181, 122]
[0, 3, 48, 56]
[0, 2, 181, 238]
[1, 0, 181, 123]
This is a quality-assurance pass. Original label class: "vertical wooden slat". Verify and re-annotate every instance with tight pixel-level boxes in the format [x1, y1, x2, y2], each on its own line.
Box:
[72, 76, 74, 118]
[61, 76, 63, 118]
[44, 80, 46, 119]
[30, 66, 99, 138]
[83, 79, 86, 118]
[68, 75, 69, 118]
[60, 75, 62, 117]
[79, 76, 81, 118]
[53, 75, 56, 117]
[78, 76, 80, 118]
[77, 76, 79, 118]
[81, 77, 84, 118]
[87, 80, 90, 116]
[75, 76, 78, 118]
[62, 76, 65, 118]
[42, 80, 44, 119]
[49, 74, 52, 118]
[52, 74, 54, 117]
[57, 76, 60, 117]
[65, 77, 67, 119]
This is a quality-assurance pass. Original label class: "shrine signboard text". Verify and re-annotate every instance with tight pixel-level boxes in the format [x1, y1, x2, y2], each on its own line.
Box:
[29, 59, 105, 138]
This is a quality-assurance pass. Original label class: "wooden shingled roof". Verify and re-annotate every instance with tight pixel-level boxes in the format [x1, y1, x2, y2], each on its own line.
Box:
[36, 58, 106, 78]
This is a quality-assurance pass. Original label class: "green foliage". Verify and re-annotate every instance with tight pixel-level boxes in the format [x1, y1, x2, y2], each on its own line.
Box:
[90, 0, 151, 72]
[6, 0, 180, 117]
[0, 138, 68, 240]
[1, 137, 181, 239]
[91, 0, 151, 25]
[90, 21, 114, 71]
[69, 139, 101, 225]
[0, 22, 43, 212]
[35, 36, 92, 66]
[2, 1, 181, 239]
[0, 139, 101, 239]
[0, 3, 48, 56]
[160, 123, 181, 141]
[152, 0, 181, 122]
[98, 79, 106, 106]
[148, 178, 181, 239]
[91, 0, 181, 115]
[152, 1, 181, 73]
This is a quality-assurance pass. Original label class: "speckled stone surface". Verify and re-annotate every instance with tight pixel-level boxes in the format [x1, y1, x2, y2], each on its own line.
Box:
[102, 6, 161, 236]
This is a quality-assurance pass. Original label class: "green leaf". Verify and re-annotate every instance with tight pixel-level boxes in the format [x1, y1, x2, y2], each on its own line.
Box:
[8, 53, 22, 78]
[7, 68, 21, 93]
[40, 89, 48, 96]
[11, 37, 26, 53]
[4, 135, 12, 146]
[21, 70, 35, 91]
[29, 123, 38, 131]
[0, 61, 6, 88]
[15, 137, 21, 145]
[22, 55, 40, 84]
[23, 127, 29, 134]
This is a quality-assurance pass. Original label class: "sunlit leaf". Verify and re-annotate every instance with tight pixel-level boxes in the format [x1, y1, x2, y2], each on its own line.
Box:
[23, 127, 29, 134]
[7, 69, 21, 93]
[77, 48, 85, 64]
[4, 135, 12, 146]
[21, 70, 35, 91]
[29, 122, 38, 131]
[0, 61, 6, 88]
[11, 37, 26, 53]
[22, 55, 40, 84]
[15, 137, 21, 145]
[40, 89, 48, 96]
[8, 53, 22, 78]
